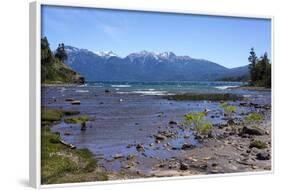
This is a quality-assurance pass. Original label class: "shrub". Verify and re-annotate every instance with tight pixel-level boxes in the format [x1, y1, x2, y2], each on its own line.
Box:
[184, 112, 213, 137]
[64, 115, 89, 124]
[220, 102, 237, 117]
[249, 139, 267, 149]
[244, 113, 263, 124]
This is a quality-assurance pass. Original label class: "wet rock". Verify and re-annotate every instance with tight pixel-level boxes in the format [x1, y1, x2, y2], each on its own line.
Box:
[65, 98, 75, 101]
[64, 132, 71, 136]
[181, 143, 194, 150]
[142, 153, 148, 157]
[71, 100, 81, 105]
[256, 152, 270, 160]
[180, 162, 189, 170]
[155, 140, 160, 144]
[241, 126, 265, 136]
[80, 122, 87, 131]
[227, 118, 235, 125]
[183, 135, 189, 139]
[169, 120, 177, 125]
[136, 144, 144, 151]
[204, 108, 211, 114]
[149, 143, 154, 146]
[211, 162, 218, 167]
[154, 134, 167, 141]
[240, 102, 247, 106]
[113, 154, 124, 159]
[241, 133, 250, 138]
[126, 154, 135, 160]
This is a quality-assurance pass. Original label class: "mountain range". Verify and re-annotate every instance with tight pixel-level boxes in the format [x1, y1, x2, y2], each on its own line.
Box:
[64, 46, 249, 82]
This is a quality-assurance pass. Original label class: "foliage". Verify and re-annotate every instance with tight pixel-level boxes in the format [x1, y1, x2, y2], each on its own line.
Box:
[244, 113, 263, 125]
[41, 108, 80, 123]
[41, 37, 84, 84]
[41, 108, 64, 122]
[41, 108, 107, 184]
[64, 115, 89, 124]
[166, 93, 242, 101]
[249, 139, 267, 149]
[248, 48, 271, 88]
[184, 112, 213, 136]
[55, 43, 68, 62]
[220, 102, 237, 117]
[41, 127, 107, 184]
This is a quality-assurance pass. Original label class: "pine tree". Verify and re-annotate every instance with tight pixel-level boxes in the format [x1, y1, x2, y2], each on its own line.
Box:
[248, 48, 258, 84]
[55, 43, 67, 62]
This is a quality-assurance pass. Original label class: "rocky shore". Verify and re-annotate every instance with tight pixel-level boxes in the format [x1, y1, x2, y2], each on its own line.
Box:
[43, 85, 272, 181]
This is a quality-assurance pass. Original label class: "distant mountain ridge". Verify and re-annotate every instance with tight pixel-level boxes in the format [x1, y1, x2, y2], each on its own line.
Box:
[64, 45, 249, 82]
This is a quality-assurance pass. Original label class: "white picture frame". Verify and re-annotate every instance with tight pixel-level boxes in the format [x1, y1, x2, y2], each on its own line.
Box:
[29, 1, 274, 189]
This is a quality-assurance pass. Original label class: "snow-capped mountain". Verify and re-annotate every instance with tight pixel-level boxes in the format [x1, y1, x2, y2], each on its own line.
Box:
[64, 45, 249, 82]
[94, 51, 118, 58]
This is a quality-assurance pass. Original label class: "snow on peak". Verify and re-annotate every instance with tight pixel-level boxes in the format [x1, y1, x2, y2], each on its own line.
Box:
[157, 51, 176, 59]
[95, 51, 118, 58]
[64, 46, 80, 53]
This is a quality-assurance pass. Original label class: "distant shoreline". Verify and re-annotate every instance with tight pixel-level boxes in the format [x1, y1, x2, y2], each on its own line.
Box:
[228, 86, 271, 91]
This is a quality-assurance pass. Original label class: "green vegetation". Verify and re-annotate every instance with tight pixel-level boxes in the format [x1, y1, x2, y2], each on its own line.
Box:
[55, 43, 68, 62]
[249, 139, 267, 149]
[41, 107, 80, 123]
[41, 37, 84, 84]
[244, 113, 263, 124]
[248, 48, 271, 88]
[183, 112, 213, 137]
[165, 93, 242, 101]
[64, 115, 89, 124]
[41, 107, 107, 184]
[220, 102, 237, 117]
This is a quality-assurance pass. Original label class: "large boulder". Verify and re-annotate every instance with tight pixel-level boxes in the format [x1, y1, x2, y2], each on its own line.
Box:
[241, 126, 265, 136]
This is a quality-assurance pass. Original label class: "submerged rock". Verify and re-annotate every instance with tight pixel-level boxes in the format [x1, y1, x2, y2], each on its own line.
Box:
[80, 121, 87, 131]
[136, 144, 144, 151]
[181, 143, 194, 150]
[169, 120, 177, 125]
[71, 100, 81, 105]
[154, 134, 167, 141]
[65, 98, 75, 102]
[113, 154, 124, 159]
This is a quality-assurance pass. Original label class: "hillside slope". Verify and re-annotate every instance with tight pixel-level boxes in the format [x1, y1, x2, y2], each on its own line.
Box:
[41, 38, 84, 84]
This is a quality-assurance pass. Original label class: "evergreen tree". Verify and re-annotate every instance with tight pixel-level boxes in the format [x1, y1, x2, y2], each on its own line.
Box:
[55, 43, 67, 62]
[41, 37, 53, 64]
[248, 48, 258, 83]
[259, 52, 269, 80]
[248, 48, 271, 88]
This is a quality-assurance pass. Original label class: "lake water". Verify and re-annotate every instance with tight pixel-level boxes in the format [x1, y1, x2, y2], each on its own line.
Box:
[42, 81, 271, 174]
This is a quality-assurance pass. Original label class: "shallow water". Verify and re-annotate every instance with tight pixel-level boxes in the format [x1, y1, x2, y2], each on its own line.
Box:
[42, 82, 271, 173]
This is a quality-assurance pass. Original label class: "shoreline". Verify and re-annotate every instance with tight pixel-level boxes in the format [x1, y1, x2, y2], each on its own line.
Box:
[41, 84, 272, 182]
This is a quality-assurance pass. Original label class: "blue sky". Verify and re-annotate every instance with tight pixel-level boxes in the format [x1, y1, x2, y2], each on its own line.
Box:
[41, 5, 271, 68]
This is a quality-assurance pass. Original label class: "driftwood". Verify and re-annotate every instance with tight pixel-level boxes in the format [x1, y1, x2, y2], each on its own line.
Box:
[59, 139, 76, 149]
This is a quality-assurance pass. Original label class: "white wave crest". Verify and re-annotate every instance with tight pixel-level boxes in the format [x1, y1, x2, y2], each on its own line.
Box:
[215, 85, 238, 90]
[111, 85, 131, 88]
